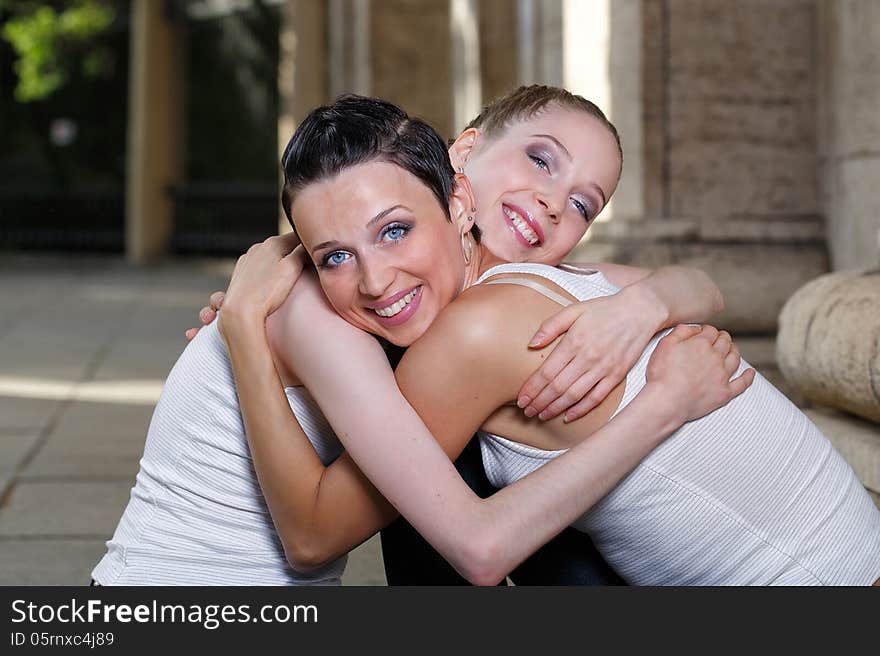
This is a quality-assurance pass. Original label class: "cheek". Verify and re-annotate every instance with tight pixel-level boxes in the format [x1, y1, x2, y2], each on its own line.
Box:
[318, 275, 356, 313]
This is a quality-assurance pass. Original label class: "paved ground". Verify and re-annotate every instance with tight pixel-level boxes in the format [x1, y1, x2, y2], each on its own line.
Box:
[0, 254, 385, 586]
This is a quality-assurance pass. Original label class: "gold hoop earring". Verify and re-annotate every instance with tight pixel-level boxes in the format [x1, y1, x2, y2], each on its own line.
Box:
[460, 231, 473, 265]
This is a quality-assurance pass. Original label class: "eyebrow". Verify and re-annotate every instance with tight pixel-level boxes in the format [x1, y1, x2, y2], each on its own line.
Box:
[311, 204, 409, 254]
[531, 134, 571, 160]
[532, 134, 608, 206]
[588, 183, 607, 207]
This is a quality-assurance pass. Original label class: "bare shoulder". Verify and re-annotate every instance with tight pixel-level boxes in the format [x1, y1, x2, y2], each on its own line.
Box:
[415, 274, 576, 360]
[400, 274, 581, 404]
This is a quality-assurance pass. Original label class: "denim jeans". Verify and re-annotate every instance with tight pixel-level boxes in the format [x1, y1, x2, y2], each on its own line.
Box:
[380, 436, 625, 586]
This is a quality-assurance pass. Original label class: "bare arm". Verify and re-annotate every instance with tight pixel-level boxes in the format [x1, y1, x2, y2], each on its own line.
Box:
[517, 264, 724, 421]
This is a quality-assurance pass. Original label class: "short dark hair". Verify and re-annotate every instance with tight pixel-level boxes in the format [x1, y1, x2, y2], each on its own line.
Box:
[280, 95, 456, 229]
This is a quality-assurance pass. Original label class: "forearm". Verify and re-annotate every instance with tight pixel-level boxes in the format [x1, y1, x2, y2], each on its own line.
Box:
[399, 385, 680, 585]
[620, 265, 723, 331]
[222, 310, 393, 570]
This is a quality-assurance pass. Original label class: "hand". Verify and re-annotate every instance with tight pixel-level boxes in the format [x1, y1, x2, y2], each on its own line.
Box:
[217, 234, 306, 338]
[645, 324, 755, 425]
[517, 291, 659, 423]
[184, 291, 226, 341]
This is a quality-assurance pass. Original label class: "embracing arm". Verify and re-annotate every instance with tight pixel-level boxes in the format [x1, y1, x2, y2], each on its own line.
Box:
[222, 275, 398, 571]
[572, 262, 723, 329]
[386, 288, 749, 584]
[517, 263, 724, 421]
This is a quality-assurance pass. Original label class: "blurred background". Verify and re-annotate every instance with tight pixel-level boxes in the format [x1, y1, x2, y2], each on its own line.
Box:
[0, 0, 877, 585]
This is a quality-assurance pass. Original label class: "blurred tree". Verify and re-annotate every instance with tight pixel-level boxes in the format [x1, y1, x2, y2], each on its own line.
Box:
[1, 0, 116, 102]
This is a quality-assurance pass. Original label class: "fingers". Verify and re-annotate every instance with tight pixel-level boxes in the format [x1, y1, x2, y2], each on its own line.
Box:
[528, 305, 581, 349]
[728, 367, 756, 398]
[723, 343, 742, 378]
[184, 327, 199, 341]
[561, 377, 619, 423]
[698, 324, 719, 342]
[264, 232, 301, 256]
[533, 366, 602, 420]
[711, 330, 732, 356]
[209, 291, 225, 312]
[279, 230, 301, 249]
[517, 346, 576, 410]
[664, 323, 701, 344]
[199, 306, 216, 326]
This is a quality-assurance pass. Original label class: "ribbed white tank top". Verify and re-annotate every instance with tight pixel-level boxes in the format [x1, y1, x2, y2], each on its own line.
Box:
[476, 263, 880, 585]
[92, 321, 346, 585]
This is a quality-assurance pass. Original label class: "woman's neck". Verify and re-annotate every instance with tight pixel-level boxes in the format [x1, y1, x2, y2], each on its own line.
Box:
[461, 244, 507, 292]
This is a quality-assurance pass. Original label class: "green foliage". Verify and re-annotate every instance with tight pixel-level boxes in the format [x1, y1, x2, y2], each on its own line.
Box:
[1, 0, 115, 102]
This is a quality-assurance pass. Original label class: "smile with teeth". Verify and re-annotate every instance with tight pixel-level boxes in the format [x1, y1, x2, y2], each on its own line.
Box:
[504, 206, 540, 245]
[374, 288, 420, 318]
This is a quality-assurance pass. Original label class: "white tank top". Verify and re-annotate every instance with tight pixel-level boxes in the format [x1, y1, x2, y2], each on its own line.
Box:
[476, 262, 880, 585]
[91, 321, 346, 585]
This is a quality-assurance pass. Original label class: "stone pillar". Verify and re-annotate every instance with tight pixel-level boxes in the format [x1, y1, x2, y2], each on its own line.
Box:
[371, 0, 452, 139]
[563, 0, 643, 225]
[478, 0, 519, 103]
[277, 0, 327, 233]
[450, 0, 482, 133]
[575, 0, 829, 334]
[512, 0, 643, 229]
[819, 0, 880, 271]
[777, 269, 880, 423]
[125, 0, 185, 263]
[516, 0, 563, 86]
[328, 0, 371, 98]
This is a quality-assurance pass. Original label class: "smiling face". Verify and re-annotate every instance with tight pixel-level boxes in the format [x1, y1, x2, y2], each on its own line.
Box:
[292, 160, 471, 347]
[458, 107, 622, 265]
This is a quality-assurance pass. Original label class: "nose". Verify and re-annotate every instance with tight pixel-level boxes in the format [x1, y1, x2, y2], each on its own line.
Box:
[536, 192, 561, 225]
[358, 253, 394, 298]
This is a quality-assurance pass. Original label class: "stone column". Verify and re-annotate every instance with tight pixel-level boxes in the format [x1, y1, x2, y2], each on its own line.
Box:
[125, 0, 185, 263]
[450, 0, 482, 133]
[277, 0, 327, 233]
[564, 0, 643, 225]
[479, 0, 519, 103]
[819, 0, 880, 271]
[328, 0, 371, 98]
[576, 0, 829, 334]
[371, 0, 452, 138]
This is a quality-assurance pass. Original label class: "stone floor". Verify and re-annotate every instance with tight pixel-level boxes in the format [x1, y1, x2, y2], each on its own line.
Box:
[0, 253, 385, 586]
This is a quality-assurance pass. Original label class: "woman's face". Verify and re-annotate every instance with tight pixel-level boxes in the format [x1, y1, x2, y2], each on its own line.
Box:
[291, 161, 468, 347]
[460, 108, 622, 265]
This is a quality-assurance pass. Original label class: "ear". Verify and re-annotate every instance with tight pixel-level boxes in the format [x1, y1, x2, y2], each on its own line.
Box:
[448, 128, 480, 172]
[449, 173, 476, 235]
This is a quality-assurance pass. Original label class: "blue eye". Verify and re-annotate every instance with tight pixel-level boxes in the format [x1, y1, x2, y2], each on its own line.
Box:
[572, 198, 591, 222]
[529, 154, 549, 172]
[381, 223, 410, 242]
[321, 251, 351, 268]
